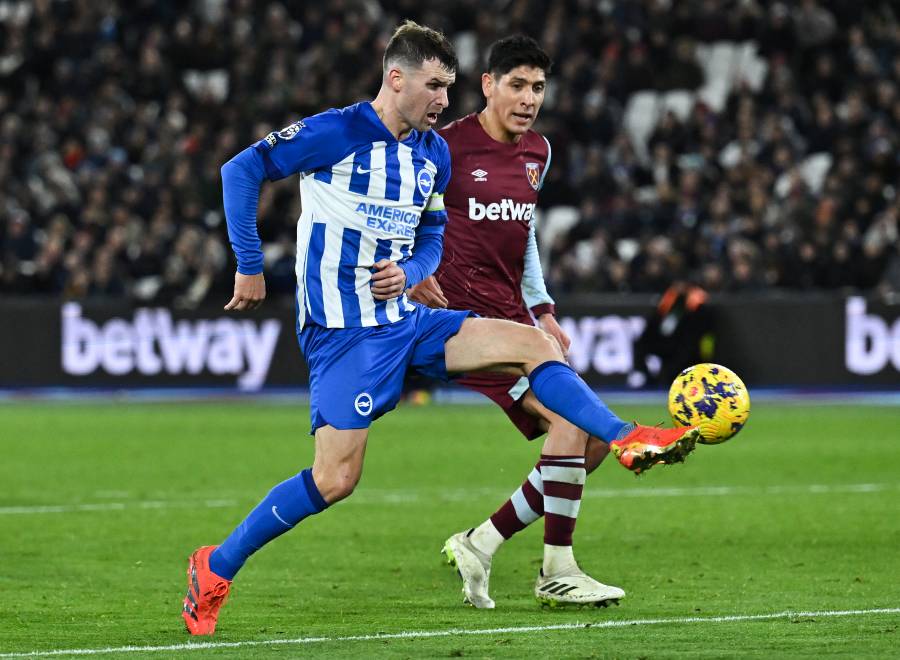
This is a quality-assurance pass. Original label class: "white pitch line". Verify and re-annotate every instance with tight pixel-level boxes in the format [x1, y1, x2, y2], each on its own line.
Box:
[344, 482, 900, 505]
[0, 500, 236, 515]
[2, 482, 898, 515]
[581, 482, 898, 500]
[0, 608, 897, 658]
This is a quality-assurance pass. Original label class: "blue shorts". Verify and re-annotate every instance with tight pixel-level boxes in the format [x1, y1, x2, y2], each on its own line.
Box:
[297, 303, 474, 434]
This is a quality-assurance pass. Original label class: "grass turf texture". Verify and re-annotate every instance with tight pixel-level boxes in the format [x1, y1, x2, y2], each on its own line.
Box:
[0, 401, 898, 658]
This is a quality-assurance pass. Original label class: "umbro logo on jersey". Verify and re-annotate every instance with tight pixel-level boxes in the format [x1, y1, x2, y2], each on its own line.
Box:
[471, 169, 488, 182]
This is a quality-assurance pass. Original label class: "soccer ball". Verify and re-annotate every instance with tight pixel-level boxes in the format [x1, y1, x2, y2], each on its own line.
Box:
[667, 363, 750, 444]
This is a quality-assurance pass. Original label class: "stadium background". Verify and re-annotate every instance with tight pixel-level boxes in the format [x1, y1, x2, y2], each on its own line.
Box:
[1, 0, 898, 390]
[1, 4, 899, 657]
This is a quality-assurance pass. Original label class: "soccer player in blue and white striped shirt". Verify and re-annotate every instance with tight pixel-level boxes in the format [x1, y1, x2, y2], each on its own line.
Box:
[181, 22, 700, 635]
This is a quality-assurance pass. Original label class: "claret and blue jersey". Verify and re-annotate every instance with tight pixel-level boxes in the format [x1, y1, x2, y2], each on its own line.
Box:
[222, 101, 451, 331]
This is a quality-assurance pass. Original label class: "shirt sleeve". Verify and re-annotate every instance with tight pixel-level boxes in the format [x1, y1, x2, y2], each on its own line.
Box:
[521, 219, 555, 315]
[221, 109, 350, 274]
[522, 136, 555, 315]
[419, 139, 451, 227]
[221, 147, 267, 275]
[252, 108, 348, 181]
[399, 223, 444, 288]
[538, 135, 552, 190]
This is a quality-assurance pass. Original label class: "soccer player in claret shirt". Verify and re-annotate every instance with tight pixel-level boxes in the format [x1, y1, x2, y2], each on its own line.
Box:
[409, 35, 691, 609]
[182, 23, 699, 635]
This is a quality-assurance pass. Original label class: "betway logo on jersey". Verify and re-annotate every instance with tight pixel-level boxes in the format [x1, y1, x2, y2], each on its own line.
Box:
[468, 198, 535, 222]
[61, 303, 281, 390]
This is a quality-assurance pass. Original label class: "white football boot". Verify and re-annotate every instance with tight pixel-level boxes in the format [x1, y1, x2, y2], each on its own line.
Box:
[534, 567, 625, 608]
[441, 530, 495, 609]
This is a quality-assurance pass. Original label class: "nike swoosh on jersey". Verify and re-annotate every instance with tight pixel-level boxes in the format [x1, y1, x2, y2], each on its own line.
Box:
[356, 165, 381, 174]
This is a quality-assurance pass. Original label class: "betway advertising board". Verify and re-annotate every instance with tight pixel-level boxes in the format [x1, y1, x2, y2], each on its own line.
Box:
[1, 300, 306, 390]
[0, 296, 897, 389]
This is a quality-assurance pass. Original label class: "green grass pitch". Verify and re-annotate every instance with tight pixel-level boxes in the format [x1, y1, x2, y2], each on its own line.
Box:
[1, 399, 898, 658]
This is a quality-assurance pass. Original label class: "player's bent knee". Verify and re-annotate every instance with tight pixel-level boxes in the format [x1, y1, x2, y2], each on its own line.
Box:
[521, 326, 563, 364]
[312, 468, 360, 504]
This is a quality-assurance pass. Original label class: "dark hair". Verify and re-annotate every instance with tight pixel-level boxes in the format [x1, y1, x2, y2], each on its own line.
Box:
[383, 20, 458, 74]
[486, 35, 552, 77]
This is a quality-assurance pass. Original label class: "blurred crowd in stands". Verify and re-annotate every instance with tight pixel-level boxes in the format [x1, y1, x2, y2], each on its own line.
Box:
[1, 0, 898, 306]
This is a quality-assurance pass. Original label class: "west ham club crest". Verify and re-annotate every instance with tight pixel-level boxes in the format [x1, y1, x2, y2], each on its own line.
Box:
[525, 162, 541, 190]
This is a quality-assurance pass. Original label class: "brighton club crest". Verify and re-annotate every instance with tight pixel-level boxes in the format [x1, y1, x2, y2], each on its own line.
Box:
[525, 162, 541, 190]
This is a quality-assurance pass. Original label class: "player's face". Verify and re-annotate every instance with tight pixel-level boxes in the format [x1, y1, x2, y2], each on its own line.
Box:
[397, 58, 455, 132]
[483, 65, 546, 138]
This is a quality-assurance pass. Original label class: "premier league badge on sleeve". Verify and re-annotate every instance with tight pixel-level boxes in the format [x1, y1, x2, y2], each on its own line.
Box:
[525, 162, 541, 190]
[277, 120, 306, 140]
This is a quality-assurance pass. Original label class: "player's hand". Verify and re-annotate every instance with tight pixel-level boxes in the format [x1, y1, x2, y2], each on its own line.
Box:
[371, 259, 407, 300]
[224, 272, 266, 311]
[407, 276, 448, 308]
[539, 313, 570, 357]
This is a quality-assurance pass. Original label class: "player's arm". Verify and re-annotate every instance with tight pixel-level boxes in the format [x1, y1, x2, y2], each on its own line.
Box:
[373, 142, 451, 301]
[406, 275, 448, 308]
[523, 136, 570, 353]
[221, 147, 267, 310]
[371, 221, 445, 300]
[521, 220, 569, 353]
[221, 114, 342, 310]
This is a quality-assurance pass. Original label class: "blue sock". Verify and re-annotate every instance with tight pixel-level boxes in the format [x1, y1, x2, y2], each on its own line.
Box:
[528, 361, 628, 443]
[209, 468, 328, 580]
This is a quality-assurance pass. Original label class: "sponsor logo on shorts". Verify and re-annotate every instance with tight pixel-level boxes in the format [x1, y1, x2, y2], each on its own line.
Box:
[354, 392, 373, 416]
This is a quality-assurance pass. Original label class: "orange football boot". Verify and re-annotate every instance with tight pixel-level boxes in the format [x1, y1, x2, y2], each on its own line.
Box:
[610, 424, 700, 474]
[182, 546, 232, 635]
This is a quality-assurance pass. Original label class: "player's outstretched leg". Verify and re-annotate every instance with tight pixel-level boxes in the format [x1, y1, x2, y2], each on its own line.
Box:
[527, 362, 700, 474]
[444, 318, 700, 474]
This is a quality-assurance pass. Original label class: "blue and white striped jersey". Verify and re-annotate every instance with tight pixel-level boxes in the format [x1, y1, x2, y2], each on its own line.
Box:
[254, 102, 451, 330]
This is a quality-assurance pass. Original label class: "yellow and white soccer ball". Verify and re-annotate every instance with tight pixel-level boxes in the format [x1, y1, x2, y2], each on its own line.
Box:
[668, 363, 750, 444]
